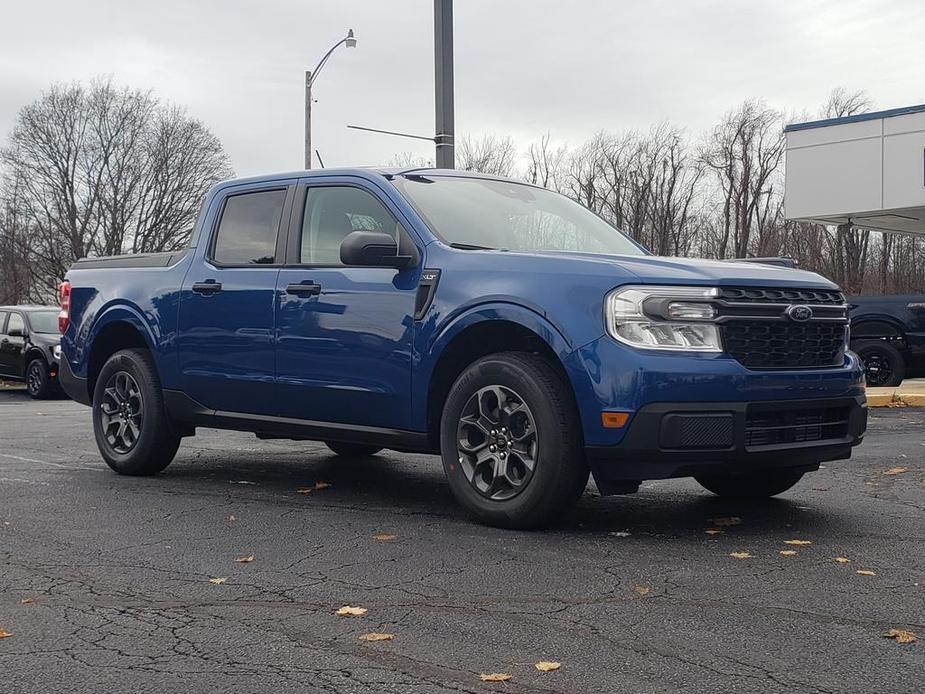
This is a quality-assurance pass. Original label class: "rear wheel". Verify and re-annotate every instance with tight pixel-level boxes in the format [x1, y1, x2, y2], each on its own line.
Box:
[440, 352, 588, 529]
[26, 358, 53, 399]
[695, 469, 804, 499]
[92, 348, 180, 475]
[853, 340, 905, 387]
[324, 441, 382, 457]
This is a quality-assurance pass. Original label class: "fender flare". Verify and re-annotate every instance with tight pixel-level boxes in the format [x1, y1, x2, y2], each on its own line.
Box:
[80, 303, 160, 374]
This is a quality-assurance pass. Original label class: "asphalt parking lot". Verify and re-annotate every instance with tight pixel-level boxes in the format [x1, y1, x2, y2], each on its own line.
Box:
[1, 389, 922, 694]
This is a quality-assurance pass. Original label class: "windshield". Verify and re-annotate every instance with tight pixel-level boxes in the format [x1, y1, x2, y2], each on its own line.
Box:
[392, 175, 644, 256]
[27, 311, 59, 334]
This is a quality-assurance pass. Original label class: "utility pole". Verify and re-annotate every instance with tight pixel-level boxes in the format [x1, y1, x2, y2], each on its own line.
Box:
[434, 0, 455, 169]
[304, 70, 313, 169]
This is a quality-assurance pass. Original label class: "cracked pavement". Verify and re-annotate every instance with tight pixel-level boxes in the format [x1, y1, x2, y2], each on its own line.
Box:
[1, 390, 923, 693]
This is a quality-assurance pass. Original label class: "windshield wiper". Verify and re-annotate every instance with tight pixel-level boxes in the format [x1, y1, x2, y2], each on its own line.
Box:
[449, 242, 503, 251]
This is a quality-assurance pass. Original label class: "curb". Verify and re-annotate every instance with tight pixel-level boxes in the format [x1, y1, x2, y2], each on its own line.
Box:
[867, 393, 925, 408]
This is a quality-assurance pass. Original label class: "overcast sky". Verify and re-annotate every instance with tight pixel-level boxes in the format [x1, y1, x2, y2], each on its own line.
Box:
[1, 0, 922, 176]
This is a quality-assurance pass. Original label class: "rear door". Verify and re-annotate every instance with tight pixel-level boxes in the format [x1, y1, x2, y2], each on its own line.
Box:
[176, 182, 294, 415]
[0, 311, 10, 375]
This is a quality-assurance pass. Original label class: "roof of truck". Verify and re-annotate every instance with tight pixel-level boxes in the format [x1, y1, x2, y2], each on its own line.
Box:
[213, 167, 524, 188]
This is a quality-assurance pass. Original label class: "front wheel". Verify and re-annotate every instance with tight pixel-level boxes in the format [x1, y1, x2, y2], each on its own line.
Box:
[26, 358, 54, 399]
[440, 352, 589, 529]
[695, 469, 805, 499]
[92, 348, 181, 475]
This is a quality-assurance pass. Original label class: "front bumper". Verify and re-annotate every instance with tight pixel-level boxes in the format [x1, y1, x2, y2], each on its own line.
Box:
[586, 395, 866, 491]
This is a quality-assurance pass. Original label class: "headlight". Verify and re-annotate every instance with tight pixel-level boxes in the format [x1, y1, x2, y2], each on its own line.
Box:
[52, 344, 62, 359]
[605, 286, 722, 352]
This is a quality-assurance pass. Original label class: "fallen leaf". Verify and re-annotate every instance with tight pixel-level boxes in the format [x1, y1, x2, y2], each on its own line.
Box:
[704, 528, 724, 535]
[231, 480, 256, 485]
[228, 514, 236, 521]
[234, 555, 255, 563]
[633, 585, 650, 596]
[883, 466, 908, 476]
[314, 481, 331, 491]
[856, 570, 876, 577]
[730, 552, 752, 559]
[784, 540, 812, 546]
[883, 628, 917, 644]
[479, 673, 512, 682]
[712, 517, 742, 527]
[335, 606, 368, 617]
[535, 661, 561, 672]
[373, 533, 397, 542]
[609, 531, 631, 537]
[835, 557, 850, 564]
[0, 628, 11, 639]
[295, 487, 313, 495]
[19, 598, 33, 604]
[208, 577, 227, 585]
[779, 550, 798, 556]
[359, 632, 393, 642]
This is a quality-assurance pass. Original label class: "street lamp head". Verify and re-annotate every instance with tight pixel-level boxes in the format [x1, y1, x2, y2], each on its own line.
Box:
[345, 29, 357, 48]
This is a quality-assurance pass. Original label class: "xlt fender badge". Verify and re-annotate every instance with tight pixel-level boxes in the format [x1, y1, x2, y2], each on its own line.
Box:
[414, 269, 441, 320]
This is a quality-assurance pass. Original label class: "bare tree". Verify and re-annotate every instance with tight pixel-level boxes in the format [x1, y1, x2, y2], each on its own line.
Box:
[457, 134, 517, 176]
[0, 78, 232, 302]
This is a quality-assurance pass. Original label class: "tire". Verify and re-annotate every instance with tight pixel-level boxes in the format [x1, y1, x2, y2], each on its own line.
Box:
[324, 441, 382, 457]
[26, 358, 53, 399]
[853, 340, 905, 387]
[92, 348, 181, 475]
[440, 352, 589, 529]
[695, 468, 805, 499]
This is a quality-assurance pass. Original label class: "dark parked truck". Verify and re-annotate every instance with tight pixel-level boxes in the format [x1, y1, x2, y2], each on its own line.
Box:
[58, 169, 868, 528]
[848, 294, 925, 387]
[0, 305, 61, 398]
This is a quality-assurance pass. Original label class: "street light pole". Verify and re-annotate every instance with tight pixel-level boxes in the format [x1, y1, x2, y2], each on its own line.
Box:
[434, 0, 455, 169]
[305, 29, 357, 169]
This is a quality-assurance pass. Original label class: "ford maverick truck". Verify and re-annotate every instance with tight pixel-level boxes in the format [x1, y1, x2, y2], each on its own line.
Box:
[58, 168, 867, 528]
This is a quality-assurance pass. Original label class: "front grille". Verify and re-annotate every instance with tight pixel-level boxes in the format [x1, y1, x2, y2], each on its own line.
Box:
[745, 406, 850, 448]
[717, 286, 848, 369]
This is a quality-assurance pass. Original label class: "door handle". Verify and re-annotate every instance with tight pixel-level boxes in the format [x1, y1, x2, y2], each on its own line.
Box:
[192, 281, 222, 295]
[286, 282, 322, 296]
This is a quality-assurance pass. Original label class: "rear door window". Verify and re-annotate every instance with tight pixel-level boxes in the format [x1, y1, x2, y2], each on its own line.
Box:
[212, 189, 287, 265]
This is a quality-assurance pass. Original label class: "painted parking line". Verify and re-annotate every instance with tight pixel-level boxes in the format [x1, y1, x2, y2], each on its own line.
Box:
[0, 452, 103, 472]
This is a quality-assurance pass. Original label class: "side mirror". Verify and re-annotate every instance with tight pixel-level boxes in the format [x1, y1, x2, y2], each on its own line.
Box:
[7, 327, 24, 338]
[340, 231, 413, 268]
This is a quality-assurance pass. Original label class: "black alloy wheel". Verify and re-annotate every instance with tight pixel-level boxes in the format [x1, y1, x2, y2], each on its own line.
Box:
[456, 385, 538, 501]
[98, 371, 144, 454]
[26, 359, 47, 398]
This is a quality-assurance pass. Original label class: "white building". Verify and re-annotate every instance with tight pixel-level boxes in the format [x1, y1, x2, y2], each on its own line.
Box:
[785, 104, 925, 235]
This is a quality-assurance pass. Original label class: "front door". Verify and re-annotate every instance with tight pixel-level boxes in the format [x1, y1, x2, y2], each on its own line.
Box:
[0, 312, 26, 377]
[274, 181, 420, 429]
[176, 183, 292, 415]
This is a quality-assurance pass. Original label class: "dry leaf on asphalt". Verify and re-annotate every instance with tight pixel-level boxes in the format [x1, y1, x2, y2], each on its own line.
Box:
[633, 585, 650, 596]
[730, 552, 752, 559]
[609, 531, 631, 537]
[883, 466, 909, 476]
[373, 533, 397, 541]
[359, 632, 393, 642]
[0, 628, 11, 639]
[295, 487, 313, 495]
[784, 540, 812, 546]
[712, 517, 742, 527]
[835, 557, 851, 563]
[779, 550, 798, 556]
[228, 514, 236, 521]
[883, 628, 917, 644]
[19, 598, 33, 604]
[856, 570, 876, 576]
[335, 606, 368, 617]
[234, 555, 255, 563]
[535, 661, 561, 672]
[704, 528, 724, 535]
[208, 577, 227, 585]
[479, 673, 512, 682]
[314, 482, 331, 491]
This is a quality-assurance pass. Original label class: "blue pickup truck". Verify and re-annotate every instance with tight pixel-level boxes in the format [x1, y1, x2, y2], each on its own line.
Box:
[58, 168, 867, 528]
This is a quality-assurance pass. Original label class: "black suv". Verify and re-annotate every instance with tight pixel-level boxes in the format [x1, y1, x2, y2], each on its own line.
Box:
[849, 295, 925, 387]
[0, 306, 62, 398]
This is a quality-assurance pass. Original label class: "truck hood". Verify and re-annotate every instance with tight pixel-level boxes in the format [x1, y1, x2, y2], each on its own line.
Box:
[505, 250, 839, 290]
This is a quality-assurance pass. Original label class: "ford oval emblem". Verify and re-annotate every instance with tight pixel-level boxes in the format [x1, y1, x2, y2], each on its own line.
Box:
[786, 304, 814, 322]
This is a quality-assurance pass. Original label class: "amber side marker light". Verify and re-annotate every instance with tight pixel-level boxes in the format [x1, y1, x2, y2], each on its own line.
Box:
[601, 412, 630, 428]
